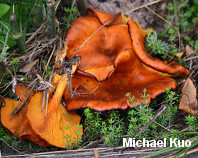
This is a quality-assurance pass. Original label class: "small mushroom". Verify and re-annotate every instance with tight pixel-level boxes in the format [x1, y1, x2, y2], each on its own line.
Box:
[64, 8, 189, 111]
[26, 68, 82, 148]
[0, 41, 82, 148]
[0, 85, 49, 147]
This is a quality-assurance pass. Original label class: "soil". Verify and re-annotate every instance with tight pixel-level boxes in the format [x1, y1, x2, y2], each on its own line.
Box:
[56, 0, 167, 31]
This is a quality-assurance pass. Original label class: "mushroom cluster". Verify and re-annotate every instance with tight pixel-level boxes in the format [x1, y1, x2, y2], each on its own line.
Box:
[0, 8, 189, 148]
[64, 8, 189, 111]
[0, 64, 82, 148]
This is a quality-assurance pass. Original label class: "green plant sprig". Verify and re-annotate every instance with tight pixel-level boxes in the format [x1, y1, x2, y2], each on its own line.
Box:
[146, 29, 180, 62]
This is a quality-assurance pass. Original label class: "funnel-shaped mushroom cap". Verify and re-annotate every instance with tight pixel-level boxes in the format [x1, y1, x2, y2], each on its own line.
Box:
[66, 9, 133, 81]
[64, 8, 189, 111]
[66, 8, 189, 82]
[26, 91, 82, 148]
[64, 49, 178, 111]
[0, 85, 49, 147]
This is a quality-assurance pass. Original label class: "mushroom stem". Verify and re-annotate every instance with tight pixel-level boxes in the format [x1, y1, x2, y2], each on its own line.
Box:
[48, 74, 69, 112]
[48, 63, 79, 112]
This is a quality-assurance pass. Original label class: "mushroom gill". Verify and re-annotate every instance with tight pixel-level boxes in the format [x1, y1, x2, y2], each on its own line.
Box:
[0, 85, 49, 147]
[26, 68, 82, 148]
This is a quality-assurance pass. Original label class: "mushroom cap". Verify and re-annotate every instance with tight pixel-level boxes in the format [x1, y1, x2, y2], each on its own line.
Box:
[26, 91, 82, 148]
[64, 49, 177, 111]
[66, 8, 189, 82]
[23, 50, 82, 148]
[64, 8, 189, 111]
[0, 85, 49, 147]
[66, 9, 132, 81]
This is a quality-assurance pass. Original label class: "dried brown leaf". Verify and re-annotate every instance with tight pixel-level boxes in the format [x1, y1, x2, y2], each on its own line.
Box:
[179, 79, 198, 115]
[175, 52, 184, 58]
[19, 59, 38, 73]
[185, 45, 195, 56]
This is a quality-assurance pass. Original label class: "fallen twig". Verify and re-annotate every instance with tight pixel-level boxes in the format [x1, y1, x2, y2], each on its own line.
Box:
[45, 72, 53, 117]
[25, 21, 47, 44]
[70, 21, 109, 59]
[184, 55, 198, 61]
[42, 90, 46, 112]
[82, 140, 103, 149]
[42, 44, 56, 77]
[11, 84, 36, 116]
[0, 138, 22, 154]
[137, 104, 172, 135]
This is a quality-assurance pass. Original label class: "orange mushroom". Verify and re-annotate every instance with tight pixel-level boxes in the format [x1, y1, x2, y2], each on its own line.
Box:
[64, 8, 189, 111]
[26, 64, 83, 148]
[0, 85, 49, 147]
[0, 39, 82, 148]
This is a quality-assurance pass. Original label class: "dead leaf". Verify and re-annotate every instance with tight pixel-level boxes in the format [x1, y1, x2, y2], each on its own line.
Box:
[19, 59, 38, 73]
[179, 79, 198, 115]
[185, 45, 195, 56]
[175, 52, 184, 58]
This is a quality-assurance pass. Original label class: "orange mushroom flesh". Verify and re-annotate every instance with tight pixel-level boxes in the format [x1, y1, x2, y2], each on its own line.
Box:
[64, 8, 189, 111]
[0, 85, 49, 147]
[0, 41, 82, 148]
[26, 63, 82, 148]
